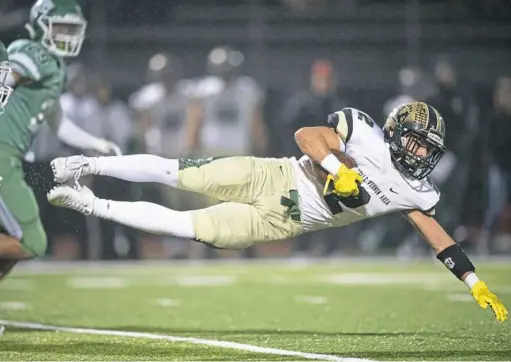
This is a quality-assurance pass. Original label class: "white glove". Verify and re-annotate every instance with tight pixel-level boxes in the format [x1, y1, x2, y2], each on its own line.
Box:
[93, 140, 123, 156]
[57, 117, 123, 156]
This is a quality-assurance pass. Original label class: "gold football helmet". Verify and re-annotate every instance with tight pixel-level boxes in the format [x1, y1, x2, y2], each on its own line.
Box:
[383, 101, 446, 179]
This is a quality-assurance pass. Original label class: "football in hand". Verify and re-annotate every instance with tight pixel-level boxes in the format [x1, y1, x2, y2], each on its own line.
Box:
[313, 149, 357, 181]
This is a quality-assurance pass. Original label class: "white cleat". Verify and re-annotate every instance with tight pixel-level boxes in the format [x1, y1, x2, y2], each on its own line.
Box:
[51, 155, 94, 186]
[47, 185, 96, 215]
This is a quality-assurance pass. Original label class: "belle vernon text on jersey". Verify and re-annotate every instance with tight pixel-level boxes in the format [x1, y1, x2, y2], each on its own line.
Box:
[358, 168, 391, 206]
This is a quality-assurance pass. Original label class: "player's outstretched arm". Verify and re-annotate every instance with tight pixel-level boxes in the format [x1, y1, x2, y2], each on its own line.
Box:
[49, 101, 122, 155]
[406, 210, 508, 322]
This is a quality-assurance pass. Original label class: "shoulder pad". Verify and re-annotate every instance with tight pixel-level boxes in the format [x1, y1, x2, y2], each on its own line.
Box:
[194, 76, 225, 98]
[327, 107, 377, 143]
[128, 83, 166, 110]
[327, 108, 355, 143]
[8, 39, 56, 81]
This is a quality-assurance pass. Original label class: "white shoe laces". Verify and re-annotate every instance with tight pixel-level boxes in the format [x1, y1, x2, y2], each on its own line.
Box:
[73, 155, 87, 191]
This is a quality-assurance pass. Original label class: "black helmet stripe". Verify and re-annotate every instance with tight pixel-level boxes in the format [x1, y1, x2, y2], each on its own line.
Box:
[427, 105, 438, 132]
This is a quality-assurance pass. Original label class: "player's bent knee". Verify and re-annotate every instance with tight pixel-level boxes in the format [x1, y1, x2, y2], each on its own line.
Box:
[195, 238, 250, 250]
[195, 235, 257, 250]
[193, 215, 258, 250]
[22, 237, 47, 258]
[20, 222, 47, 258]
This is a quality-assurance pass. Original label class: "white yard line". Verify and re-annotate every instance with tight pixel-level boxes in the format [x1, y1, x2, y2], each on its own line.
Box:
[295, 295, 328, 305]
[0, 320, 375, 362]
[0, 302, 31, 310]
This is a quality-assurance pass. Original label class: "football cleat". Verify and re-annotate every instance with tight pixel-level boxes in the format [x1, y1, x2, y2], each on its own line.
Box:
[51, 155, 94, 187]
[47, 185, 96, 215]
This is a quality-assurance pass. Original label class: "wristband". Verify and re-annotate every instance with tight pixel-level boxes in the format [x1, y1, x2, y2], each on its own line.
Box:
[320, 154, 342, 176]
[436, 244, 475, 280]
[463, 272, 480, 289]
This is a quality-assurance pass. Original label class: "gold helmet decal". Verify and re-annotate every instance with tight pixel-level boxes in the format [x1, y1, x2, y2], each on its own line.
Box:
[384, 101, 446, 180]
[387, 101, 445, 139]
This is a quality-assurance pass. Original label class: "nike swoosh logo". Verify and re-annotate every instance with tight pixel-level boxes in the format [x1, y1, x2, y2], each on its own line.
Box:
[390, 188, 398, 194]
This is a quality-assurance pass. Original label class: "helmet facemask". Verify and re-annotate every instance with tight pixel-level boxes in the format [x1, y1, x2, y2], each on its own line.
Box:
[0, 61, 13, 114]
[388, 124, 445, 180]
[37, 14, 86, 57]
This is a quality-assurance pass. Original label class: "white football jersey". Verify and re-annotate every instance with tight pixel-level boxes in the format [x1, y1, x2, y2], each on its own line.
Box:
[197, 76, 263, 155]
[291, 107, 440, 232]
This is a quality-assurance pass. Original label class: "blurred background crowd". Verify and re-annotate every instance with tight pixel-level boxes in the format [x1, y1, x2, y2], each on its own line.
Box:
[1, 0, 511, 260]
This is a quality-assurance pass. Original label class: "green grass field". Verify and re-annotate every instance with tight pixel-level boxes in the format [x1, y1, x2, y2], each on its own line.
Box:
[0, 259, 510, 361]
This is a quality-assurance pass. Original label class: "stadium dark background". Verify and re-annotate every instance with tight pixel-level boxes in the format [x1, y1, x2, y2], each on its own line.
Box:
[1, 0, 511, 260]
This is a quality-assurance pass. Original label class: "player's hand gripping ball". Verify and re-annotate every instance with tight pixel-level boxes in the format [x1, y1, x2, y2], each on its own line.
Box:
[328, 164, 363, 198]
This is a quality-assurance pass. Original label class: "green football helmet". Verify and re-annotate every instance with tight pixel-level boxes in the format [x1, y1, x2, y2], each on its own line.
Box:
[0, 41, 13, 113]
[26, 0, 87, 58]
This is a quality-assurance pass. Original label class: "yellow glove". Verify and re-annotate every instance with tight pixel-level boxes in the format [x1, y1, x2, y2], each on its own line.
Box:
[471, 280, 508, 322]
[323, 164, 363, 198]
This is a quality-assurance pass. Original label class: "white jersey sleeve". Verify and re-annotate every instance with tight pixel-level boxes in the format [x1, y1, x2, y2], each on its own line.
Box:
[327, 107, 378, 150]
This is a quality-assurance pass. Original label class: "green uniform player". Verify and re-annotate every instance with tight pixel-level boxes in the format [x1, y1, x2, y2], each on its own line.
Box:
[0, 0, 121, 280]
[0, 41, 13, 113]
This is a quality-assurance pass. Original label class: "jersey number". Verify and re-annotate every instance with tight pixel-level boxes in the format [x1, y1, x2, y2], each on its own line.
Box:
[358, 112, 374, 128]
[324, 187, 371, 215]
[29, 99, 55, 133]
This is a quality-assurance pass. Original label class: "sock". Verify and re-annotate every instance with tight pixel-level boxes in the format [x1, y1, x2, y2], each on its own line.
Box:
[93, 198, 195, 239]
[88, 155, 179, 187]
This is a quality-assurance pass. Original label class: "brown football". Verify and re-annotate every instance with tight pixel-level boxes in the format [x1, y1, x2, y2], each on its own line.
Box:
[313, 149, 357, 182]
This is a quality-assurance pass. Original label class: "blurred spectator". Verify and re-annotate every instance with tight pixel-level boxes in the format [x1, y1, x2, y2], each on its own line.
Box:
[281, 59, 348, 255]
[129, 52, 201, 258]
[383, 67, 423, 118]
[62, 68, 132, 154]
[186, 46, 267, 158]
[61, 69, 135, 259]
[393, 58, 479, 258]
[89, 78, 135, 259]
[129, 53, 192, 156]
[426, 56, 479, 236]
[480, 75, 511, 253]
[282, 59, 346, 158]
[182, 46, 267, 258]
[60, 63, 97, 137]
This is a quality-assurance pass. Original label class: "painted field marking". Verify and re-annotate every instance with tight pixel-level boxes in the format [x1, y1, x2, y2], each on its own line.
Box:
[0, 320, 376, 362]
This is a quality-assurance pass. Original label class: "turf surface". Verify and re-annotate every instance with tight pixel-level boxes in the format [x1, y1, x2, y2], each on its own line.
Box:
[0, 260, 510, 361]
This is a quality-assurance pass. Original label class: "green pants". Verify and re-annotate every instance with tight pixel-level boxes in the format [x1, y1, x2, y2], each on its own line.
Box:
[0, 152, 47, 257]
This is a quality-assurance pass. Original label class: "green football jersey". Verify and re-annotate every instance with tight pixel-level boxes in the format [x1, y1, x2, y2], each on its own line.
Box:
[0, 41, 7, 62]
[0, 39, 66, 156]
